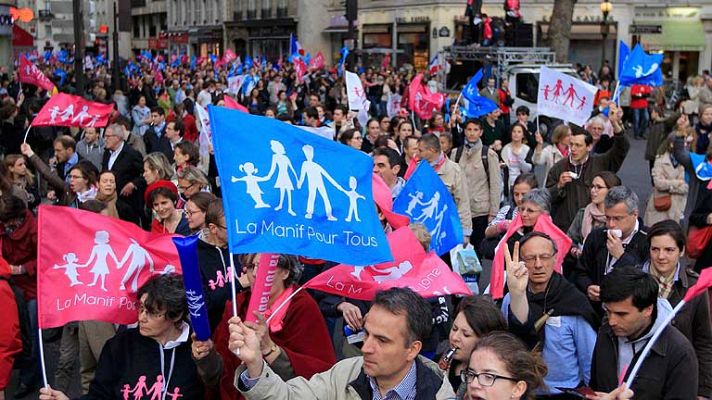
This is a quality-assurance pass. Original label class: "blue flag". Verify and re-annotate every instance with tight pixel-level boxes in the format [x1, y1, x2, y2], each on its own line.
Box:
[462, 70, 483, 104]
[172, 235, 211, 341]
[460, 69, 497, 118]
[618, 41, 630, 79]
[209, 106, 393, 265]
[619, 44, 663, 87]
[244, 55, 253, 69]
[392, 162, 463, 255]
[54, 68, 67, 86]
[190, 55, 197, 71]
[338, 46, 349, 77]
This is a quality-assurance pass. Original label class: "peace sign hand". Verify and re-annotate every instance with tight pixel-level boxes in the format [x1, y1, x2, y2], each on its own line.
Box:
[504, 241, 528, 295]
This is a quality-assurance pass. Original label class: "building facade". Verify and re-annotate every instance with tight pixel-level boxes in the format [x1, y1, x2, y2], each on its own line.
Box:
[131, 0, 166, 52]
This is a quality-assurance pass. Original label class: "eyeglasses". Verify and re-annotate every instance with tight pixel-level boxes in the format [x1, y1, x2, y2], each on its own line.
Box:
[177, 183, 196, 191]
[591, 184, 607, 191]
[520, 253, 555, 266]
[184, 209, 203, 217]
[460, 369, 518, 387]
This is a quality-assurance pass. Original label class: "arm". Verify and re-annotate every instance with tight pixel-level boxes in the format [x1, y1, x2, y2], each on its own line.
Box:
[453, 167, 473, 235]
[574, 234, 597, 293]
[662, 343, 699, 400]
[600, 129, 630, 173]
[672, 136, 693, 174]
[194, 347, 224, 388]
[692, 293, 712, 398]
[520, 146, 533, 173]
[487, 149, 502, 219]
[573, 316, 597, 385]
[26, 153, 66, 192]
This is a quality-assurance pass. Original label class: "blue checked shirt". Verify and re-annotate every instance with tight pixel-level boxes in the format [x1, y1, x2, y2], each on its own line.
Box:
[369, 361, 417, 400]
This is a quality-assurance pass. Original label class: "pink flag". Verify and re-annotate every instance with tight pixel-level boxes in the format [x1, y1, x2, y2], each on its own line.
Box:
[381, 53, 391, 71]
[683, 267, 712, 302]
[19, 55, 56, 93]
[223, 95, 249, 113]
[295, 58, 307, 83]
[37, 206, 182, 328]
[490, 214, 572, 299]
[245, 254, 279, 323]
[153, 64, 164, 85]
[32, 93, 114, 128]
[223, 48, 237, 64]
[304, 227, 471, 300]
[309, 51, 325, 70]
[407, 73, 445, 120]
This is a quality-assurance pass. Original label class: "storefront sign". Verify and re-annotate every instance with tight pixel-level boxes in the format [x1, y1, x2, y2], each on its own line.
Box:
[160, 31, 189, 44]
[0, 5, 12, 36]
[395, 16, 430, 24]
[634, 7, 699, 21]
[630, 25, 662, 34]
[147, 37, 168, 49]
[438, 27, 450, 37]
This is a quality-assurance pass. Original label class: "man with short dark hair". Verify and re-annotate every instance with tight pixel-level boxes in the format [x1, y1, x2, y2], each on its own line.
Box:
[503, 232, 598, 395]
[156, 120, 184, 163]
[144, 107, 166, 154]
[373, 147, 405, 198]
[545, 103, 630, 230]
[591, 266, 697, 399]
[574, 186, 649, 306]
[52, 135, 81, 183]
[417, 133, 472, 242]
[303, 107, 320, 128]
[230, 287, 455, 399]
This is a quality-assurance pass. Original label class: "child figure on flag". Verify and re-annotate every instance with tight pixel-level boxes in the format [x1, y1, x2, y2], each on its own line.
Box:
[53, 252, 85, 286]
[232, 162, 270, 208]
[342, 176, 365, 222]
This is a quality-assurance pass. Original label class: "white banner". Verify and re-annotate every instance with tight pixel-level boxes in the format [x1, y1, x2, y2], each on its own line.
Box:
[345, 71, 368, 111]
[227, 75, 246, 95]
[537, 66, 597, 126]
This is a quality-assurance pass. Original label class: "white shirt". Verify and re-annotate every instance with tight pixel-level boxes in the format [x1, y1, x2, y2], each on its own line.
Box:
[107, 141, 125, 170]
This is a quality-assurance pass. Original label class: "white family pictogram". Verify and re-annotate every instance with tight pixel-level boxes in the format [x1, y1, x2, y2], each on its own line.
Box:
[48, 103, 104, 126]
[632, 63, 659, 78]
[404, 191, 449, 250]
[231, 141, 365, 222]
[53, 231, 168, 292]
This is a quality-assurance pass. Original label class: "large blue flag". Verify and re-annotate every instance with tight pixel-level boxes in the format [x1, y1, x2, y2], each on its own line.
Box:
[209, 106, 392, 265]
[619, 44, 663, 87]
[460, 69, 497, 118]
[338, 46, 349, 77]
[617, 41, 630, 79]
[172, 235, 211, 341]
[392, 162, 463, 255]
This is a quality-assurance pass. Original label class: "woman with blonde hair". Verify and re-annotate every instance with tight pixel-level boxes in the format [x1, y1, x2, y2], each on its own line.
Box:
[532, 124, 571, 184]
[3, 154, 39, 210]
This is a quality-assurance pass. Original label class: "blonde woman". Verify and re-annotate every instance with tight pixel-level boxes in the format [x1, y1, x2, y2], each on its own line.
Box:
[4, 154, 39, 209]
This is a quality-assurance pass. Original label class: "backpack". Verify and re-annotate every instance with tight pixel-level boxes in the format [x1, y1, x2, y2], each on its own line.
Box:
[454, 144, 510, 198]
[0, 276, 32, 367]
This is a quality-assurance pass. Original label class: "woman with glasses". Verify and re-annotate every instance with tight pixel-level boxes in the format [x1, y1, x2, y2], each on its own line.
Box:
[339, 129, 365, 151]
[212, 253, 336, 400]
[440, 296, 507, 396]
[185, 192, 214, 233]
[40, 274, 221, 400]
[177, 166, 211, 202]
[567, 171, 621, 259]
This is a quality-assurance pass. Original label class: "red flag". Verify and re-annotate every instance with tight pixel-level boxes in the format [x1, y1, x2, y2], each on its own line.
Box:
[303, 227, 471, 300]
[407, 73, 445, 120]
[381, 53, 391, 71]
[309, 51, 325, 70]
[32, 93, 114, 128]
[223, 48, 237, 64]
[294, 58, 307, 83]
[683, 267, 712, 303]
[37, 206, 182, 328]
[153, 64, 164, 85]
[19, 54, 56, 93]
[223, 95, 249, 113]
[490, 214, 572, 299]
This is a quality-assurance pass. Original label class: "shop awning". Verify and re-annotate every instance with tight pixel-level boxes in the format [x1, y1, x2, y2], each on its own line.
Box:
[636, 19, 705, 51]
[12, 24, 34, 47]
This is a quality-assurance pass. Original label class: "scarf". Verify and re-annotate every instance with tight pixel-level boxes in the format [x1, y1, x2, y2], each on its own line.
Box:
[76, 186, 98, 204]
[263, 286, 295, 333]
[95, 191, 119, 218]
[528, 273, 599, 331]
[581, 203, 606, 241]
[648, 263, 675, 299]
[556, 143, 569, 158]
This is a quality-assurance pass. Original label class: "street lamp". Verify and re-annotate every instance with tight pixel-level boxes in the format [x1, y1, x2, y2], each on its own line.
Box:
[600, 0, 613, 68]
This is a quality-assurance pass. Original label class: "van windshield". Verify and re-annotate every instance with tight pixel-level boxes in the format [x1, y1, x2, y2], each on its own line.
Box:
[516, 73, 539, 103]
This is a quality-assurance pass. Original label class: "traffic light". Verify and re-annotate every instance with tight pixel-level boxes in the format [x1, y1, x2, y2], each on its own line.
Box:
[345, 0, 357, 21]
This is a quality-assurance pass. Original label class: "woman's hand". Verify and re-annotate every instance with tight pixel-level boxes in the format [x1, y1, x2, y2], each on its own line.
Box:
[191, 334, 214, 360]
[39, 386, 70, 400]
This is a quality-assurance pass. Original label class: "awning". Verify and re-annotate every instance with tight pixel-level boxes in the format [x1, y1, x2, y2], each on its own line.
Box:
[12, 24, 34, 47]
[635, 19, 705, 51]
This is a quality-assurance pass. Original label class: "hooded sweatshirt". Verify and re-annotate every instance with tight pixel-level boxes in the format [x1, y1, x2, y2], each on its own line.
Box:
[196, 231, 242, 332]
[616, 298, 672, 379]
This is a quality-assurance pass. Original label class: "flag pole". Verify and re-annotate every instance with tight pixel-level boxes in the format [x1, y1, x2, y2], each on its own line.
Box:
[265, 285, 306, 325]
[611, 81, 621, 104]
[624, 300, 686, 388]
[38, 327, 49, 388]
[228, 252, 239, 356]
[22, 124, 32, 143]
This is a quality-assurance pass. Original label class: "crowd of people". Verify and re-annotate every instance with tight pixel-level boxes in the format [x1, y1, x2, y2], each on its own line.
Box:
[0, 50, 710, 400]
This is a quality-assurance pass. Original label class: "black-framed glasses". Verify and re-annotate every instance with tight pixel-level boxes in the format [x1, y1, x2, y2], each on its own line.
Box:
[460, 369, 518, 387]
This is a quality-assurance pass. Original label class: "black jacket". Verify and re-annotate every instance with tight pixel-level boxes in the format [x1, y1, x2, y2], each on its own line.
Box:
[574, 224, 649, 293]
[590, 317, 698, 399]
[143, 124, 166, 155]
[84, 327, 206, 399]
[102, 143, 145, 224]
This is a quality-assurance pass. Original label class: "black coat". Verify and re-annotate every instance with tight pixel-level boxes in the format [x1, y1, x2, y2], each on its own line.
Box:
[574, 225, 650, 293]
[143, 124, 165, 155]
[590, 318, 698, 399]
[196, 239, 242, 332]
[102, 143, 145, 225]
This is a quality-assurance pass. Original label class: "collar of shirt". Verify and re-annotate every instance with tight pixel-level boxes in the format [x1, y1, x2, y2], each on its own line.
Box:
[64, 152, 79, 172]
[368, 361, 417, 400]
[110, 141, 125, 155]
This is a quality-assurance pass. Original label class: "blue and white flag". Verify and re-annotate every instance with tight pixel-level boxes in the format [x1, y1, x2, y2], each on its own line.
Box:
[172, 235, 211, 341]
[209, 106, 392, 265]
[619, 44, 663, 87]
[460, 69, 497, 118]
[338, 46, 349, 77]
[393, 162, 463, 255]
[618, 41, 630, 79]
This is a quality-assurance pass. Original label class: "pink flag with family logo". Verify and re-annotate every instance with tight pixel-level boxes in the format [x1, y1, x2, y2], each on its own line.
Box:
[303, 227, 471, 300]
[19, 54, 56, 93]
[32, 93, 114, 128]
[36, 205, 182, 328]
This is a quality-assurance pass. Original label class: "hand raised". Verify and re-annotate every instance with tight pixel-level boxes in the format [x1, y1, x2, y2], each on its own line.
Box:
[228, 316, 261, 366]
[505, 241, 528, 294]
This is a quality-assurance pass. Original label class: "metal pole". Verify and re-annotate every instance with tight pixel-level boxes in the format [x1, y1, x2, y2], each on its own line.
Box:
[72, 0, 85, 95]
[113, 2, 121, 93]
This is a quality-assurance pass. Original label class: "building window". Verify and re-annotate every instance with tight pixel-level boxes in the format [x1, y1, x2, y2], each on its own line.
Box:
[133, 16, 140, 37]
[397, 24, 429, 70]
[362, 24, 392, 49]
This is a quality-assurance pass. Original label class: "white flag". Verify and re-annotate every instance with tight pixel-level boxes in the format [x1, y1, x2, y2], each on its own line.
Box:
[195, 105, 211, 174]
[537, 66, 597, 126]
[345, 71, 368, 111]
[227, 75, 246, 95]
[297, 125, 335, 141]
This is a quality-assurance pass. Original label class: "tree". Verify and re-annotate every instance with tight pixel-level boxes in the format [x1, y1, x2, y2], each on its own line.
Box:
[548, 0, 576, 63]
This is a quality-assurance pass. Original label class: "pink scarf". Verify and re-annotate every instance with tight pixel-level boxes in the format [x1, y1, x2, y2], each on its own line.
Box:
[581, 203, 606, 241]
[263, 286, 295, 333]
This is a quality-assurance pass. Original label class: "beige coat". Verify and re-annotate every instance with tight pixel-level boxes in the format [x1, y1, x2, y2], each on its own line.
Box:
[236, 356, 456, 400]
[455, 142, 501, 219]
[644, 152, 688, 226]
[437, 158, 473, 234]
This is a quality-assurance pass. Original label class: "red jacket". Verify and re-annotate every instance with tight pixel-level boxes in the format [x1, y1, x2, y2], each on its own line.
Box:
[0, 210, 38, 300]
[630, 84, 652, 109]
[182, 113, 199, 143]
[0, 257, 22, 390]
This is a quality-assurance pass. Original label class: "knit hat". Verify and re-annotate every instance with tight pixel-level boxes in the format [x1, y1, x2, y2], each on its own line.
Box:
[144, 180, 178, 204]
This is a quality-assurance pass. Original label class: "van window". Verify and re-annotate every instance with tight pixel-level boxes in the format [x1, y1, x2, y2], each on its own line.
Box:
[516, 73, 539, 103]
